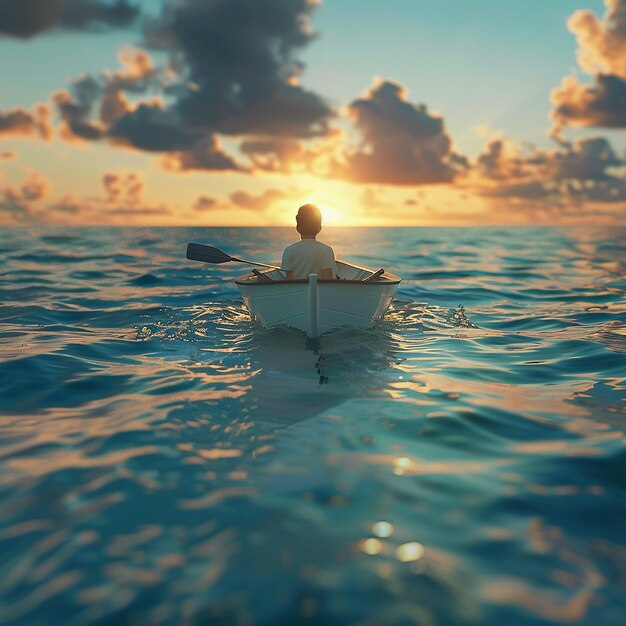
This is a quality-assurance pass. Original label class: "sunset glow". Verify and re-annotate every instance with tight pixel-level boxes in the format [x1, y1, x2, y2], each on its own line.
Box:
[1, 0, 625, 225]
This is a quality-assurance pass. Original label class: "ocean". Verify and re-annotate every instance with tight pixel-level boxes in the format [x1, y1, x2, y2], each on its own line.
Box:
[1, 226, 625, 625]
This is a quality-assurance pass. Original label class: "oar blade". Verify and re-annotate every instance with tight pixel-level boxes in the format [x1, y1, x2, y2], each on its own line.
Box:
[186, 243, 233, 264]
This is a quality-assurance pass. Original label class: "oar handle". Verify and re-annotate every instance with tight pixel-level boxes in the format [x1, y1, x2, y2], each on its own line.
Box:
[364, 268, 385, 282]
[230, 256, 280, 270]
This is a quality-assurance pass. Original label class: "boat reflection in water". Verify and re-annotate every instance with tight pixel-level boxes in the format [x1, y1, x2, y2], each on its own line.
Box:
[233, 324, 402, 425]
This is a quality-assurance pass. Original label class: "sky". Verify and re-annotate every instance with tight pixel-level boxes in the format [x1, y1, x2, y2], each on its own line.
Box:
[1, 0, 625, 226]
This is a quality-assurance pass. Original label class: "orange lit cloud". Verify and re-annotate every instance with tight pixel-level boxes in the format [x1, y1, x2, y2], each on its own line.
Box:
[551, 0, 626, 134]
[466, 135, 626, 222]
[230, 188, 301, 212]
[160, 136, 244, 172]
[0, 171, 50, 222]
[102, 172, 144, 206]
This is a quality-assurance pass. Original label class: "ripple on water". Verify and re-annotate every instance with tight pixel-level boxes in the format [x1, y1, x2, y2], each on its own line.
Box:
[0, 226, 625, 626]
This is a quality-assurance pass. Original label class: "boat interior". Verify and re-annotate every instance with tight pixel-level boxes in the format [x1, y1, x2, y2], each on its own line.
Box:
[236, 260, 400, 284]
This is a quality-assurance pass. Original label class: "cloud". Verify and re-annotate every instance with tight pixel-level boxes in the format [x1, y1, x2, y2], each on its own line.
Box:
[49, 193, 82, 215]
[240, 138, 307, 172]
[476, 139, 529, 181]
[330, 80, 468, 185]
[53, 75, 106, 141]
[97, 171, 172, 217]
[50, 48, 246, 170]
[0, 172, 50, 221]
[0, 105, 51, 140]
[102, 171, 144, 205]
[568, 0, 626, 76]
[229, 188, 301, 212]
[160, 135, 243, 172]
[1, 170, 175, 224]
[359, 188, 391, 211]
[0, 151, 16, 162]
[472, 136, 626, 205]
[193, 195, 218, 211]
[0, 188, 30, 220]
[143, 0, 334, 139]
[0, 0, 139, 39]
[550, 0, 626, 133]
[109, 102, 200, 151]
[51, 49, 168, 145]
[48, 0, 333, 170]
[105, 205, 171, 216]
[21, 172, 50, 201]
[551, 73, 626, 131]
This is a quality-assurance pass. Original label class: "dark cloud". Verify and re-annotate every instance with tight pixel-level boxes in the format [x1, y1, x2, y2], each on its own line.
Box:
[474, 136, 626, 204]
[53, 75, 106, 141]
[551, 1, 626, 133]
[193, 195, 218, 211]
[0, 105, 51, 140]
[476, 139, 530, 181]
[52, 50, 168, 145]
[43, 1, 332, 172]
[109, 103, 199, 151]
[143, 0, 334, 139]
[551, 73, 626, 131]
[49, 49, 245, 170]
[330, 80, 467, 185]
[161, 135, 243, 172]
[0, 0, 139, 39]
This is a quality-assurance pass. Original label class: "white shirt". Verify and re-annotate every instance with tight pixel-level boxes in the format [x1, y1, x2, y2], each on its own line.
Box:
[281, 239, 336, 279]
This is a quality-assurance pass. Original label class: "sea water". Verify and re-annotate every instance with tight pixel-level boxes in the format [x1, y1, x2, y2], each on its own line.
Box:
[1, 226, 625, 625]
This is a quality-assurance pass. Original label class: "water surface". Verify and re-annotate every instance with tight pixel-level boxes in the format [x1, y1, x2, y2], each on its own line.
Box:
[1, 226, 625, 625]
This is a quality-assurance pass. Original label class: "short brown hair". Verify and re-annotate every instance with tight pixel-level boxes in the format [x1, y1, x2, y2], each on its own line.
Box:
[296, 203, 322, 236]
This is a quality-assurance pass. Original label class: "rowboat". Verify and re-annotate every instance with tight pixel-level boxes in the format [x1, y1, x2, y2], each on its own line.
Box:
[235, 260, 401, 337]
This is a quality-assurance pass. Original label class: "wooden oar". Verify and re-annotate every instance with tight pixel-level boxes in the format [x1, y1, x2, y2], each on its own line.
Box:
[186, 243, 280, 270]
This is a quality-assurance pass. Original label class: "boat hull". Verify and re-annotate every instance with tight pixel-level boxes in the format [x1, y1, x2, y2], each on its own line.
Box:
[237, 280, 399, 335]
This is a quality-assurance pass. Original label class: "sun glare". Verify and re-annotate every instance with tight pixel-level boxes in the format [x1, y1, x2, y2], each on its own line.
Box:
[317, 203, 344, 226]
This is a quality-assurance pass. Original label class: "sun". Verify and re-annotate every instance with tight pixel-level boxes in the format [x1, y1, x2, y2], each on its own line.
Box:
[295, 199, 357, 226]
[316, 202, 345, 226]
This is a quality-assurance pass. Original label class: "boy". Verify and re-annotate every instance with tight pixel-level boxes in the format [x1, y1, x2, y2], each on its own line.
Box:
[281, 204, 336, 280]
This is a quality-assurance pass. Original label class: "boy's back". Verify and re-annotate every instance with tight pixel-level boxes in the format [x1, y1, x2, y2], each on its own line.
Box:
[281, 239, 335, 280]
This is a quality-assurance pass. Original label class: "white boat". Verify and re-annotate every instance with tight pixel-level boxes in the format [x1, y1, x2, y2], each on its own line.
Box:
[235, 260, 401, 337]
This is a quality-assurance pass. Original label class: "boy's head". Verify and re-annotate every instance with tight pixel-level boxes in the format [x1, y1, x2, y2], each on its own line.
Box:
[296, 203, 322, 237]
